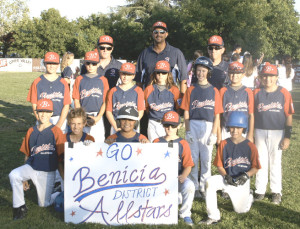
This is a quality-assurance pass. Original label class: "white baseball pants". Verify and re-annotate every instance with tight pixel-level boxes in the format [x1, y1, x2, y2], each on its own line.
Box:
[205, 175, 253, 220]
[255, 129, 284, 195]
[189, 120, 213, 192]
[147, 119, 166, 142]
[84, 112, 105, 143]
[178, 177, 195, 218]
[9, 164, 56, 208]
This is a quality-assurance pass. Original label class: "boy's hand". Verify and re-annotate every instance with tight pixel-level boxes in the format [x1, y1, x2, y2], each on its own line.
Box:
[140, 139, 150, 144]
[207, 133, 217, 145]
[23, 181, 30, 191]
[105, 138, 116, 145]
[86, 116, 96, 126]
[185, 131, 194, 143]
[178, 175, 187, 183]
[280, 138, 290, 150]
[224, 175, 237, 186]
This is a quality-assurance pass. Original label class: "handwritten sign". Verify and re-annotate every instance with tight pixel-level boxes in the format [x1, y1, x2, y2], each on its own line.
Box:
[64, 142, 179, 225]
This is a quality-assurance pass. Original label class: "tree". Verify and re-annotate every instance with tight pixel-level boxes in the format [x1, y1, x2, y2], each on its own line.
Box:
[0, 0, 29, 56]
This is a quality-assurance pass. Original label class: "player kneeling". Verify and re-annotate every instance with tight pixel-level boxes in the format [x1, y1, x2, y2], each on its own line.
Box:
[9, 99, 65, 220]
[153, 111, 195, 226]
[105, 106, 149, 144]
[199, 112, 261, 225]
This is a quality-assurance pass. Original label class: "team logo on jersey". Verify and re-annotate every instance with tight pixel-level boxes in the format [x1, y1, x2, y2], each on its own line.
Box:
[114, 101, 137, 111]
[31, 143, 55, 155]
[40, 92, 64, 100]
[191, 99, 215, 110]
[257, 102, 282, 112]
[224, 157, 250, 168]
[149, 102, 172, 111]
[225, 102, 248, 112]
[80, 88, 103, 99]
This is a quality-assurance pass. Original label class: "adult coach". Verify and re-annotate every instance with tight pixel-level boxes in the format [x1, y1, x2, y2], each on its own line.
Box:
[207, 35, 229, 90]
[135, 21, 188, 94]
[81, 35, 122, 138]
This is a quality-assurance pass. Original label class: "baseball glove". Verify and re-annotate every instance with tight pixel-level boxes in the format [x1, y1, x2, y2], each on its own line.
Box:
[234, 172, 249, 186]
[224, 174, 237, 186]
[86, 116, 95, 127]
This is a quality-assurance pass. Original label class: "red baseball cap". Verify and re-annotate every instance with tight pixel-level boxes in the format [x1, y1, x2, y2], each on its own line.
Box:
[152, 21, 168, 31]
[260, 64, 278, 76]
[84, 51, 99, 64]
[228, 61, 245, 73]
[154, 60, 170, 73]
[120, 63, 136, 75]
[162, 111, 180, 126]
[36, 99, 53, 112]
[98, 35, 114, 46]
[44, 52, 60, 64]
[208, 35, 224, 46]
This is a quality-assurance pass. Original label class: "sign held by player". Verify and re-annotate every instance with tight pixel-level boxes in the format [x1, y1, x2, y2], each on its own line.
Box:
[64, 142, 178, 225]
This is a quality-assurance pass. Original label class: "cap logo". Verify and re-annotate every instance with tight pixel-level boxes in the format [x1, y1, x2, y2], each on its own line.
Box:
[200, 60, 209, 65]
[165, 112, 175, 120]
[48, 54, 57, 60]
[87, 52, 98, 59]
[265, 66, 273, 72]
[158, 62, 168, 69]
[210, 36, 219, 42]
[124, 64, 132, 70]
[40, 101, 50, 108]
[156, 22, 164, 26]
[125, 107, 131, 114]
[102, 36, 111, 42]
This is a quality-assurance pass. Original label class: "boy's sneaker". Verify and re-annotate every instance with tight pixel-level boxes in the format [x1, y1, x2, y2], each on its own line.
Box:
[200, 191, 206, 199]
[194, 190, 202, 199]
[221, 191, 230, 199]
[254, 193, 265, 201]
[198, 217, 220, 225]
[13, 205, 28, 220]
[183, 217, 194, 226]
[272, 193, 281, 204]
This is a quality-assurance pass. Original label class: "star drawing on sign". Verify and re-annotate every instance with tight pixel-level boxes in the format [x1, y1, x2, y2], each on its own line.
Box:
[71, 211, 76, 216]
[164, 189, 169, 196]
[136, 148, 142, 155]
[164, 151, 170, 158]
[97, 148, 103, 157]
[69, 157, 73, 161]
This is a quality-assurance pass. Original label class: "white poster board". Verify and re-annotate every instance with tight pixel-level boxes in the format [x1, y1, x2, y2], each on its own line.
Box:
[64, 142, 178, 226]
[0, 58, 32, 72]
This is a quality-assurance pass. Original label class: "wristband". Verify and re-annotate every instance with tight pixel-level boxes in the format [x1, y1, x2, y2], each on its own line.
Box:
[284, 126, 292, 139]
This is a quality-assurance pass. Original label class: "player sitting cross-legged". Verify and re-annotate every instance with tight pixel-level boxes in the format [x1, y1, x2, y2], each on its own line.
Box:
[199, 111, 261, 225]
[8, 99, 65, 220]
[105, 106, 149, 144]
[153, 111, 195, 226]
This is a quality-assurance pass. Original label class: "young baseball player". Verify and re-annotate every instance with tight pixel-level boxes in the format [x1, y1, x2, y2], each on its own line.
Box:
[106, 63, 145, 134]
[144, 60, 181, 142]
[72, 50, 109, 143]
[105, 106, 149, 144]
[9, 99, 65, 220]
[153, 111, 195, 226]
[27, 52, 71, 133]
[254, 64, 294, 204]
[199, 111, 261, 225]
[180, 56, 223, 199]
[219, 61, 254, 142]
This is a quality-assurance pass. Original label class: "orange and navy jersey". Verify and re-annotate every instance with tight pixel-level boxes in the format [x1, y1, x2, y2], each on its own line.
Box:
[106, 85, 145, 119]
[106, 132, 148, 142]
[214, 138, 261, 178]
[27, 75, 71, 116]
[72, 74, 109, 113]
[254, 86, 294, 130]
[153, 137, 194, 175]
[63, 132, 95, 143]
[20, 125, 64, 172]
[180, 84, 223, 122]
[219, 85, 253, 127]
[144, 84, 180, 120]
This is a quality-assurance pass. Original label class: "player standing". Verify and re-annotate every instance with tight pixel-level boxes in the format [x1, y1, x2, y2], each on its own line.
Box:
[27, 52, 71, 133]
[180, 56, 223, 198]
[9, 99, 65, 220]
[254, 64, 294, 204]
[199, 111, 261, 225]
[144, 60, 180, 142]
[153, 111, 195, 226]
[72, 51, 109, 142]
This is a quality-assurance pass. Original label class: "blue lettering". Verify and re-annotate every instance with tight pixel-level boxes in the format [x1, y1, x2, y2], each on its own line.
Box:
[73, 167, 95, 198]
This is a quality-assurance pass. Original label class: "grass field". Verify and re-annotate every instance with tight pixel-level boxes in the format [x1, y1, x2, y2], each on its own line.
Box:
[0, 72, 300, 228]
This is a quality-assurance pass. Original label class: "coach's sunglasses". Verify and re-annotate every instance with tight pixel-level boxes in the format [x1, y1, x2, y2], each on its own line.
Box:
[85, 62, 97, 66]
[208, 46, 223, 50]
[163, 124, 178, 128]
[99, 46, 113, 51]
[153, 30, 166, 35]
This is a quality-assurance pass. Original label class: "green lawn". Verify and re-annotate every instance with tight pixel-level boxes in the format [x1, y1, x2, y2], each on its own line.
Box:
[0, 72, 300, 228]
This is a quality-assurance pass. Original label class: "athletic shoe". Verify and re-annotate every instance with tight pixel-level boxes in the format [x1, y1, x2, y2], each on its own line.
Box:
[13, 205, 28, 220]
[200, 191, 206, 199]
[183, 217, 194, 226]
[272, 193, 281, 204]
[198, 217, 220, 225]
[254, 193, 265, 201]
[221, 191, 230, 199]
[194, 190, 202, 199]
[53, 182, 61, 193]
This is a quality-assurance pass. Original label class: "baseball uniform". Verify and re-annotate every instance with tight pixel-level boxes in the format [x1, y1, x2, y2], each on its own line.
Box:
[181, 84, 223, 192]
[106, 132, 148, 142]
[208, 61, 229, 90]
[144, 84, 180, 142]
